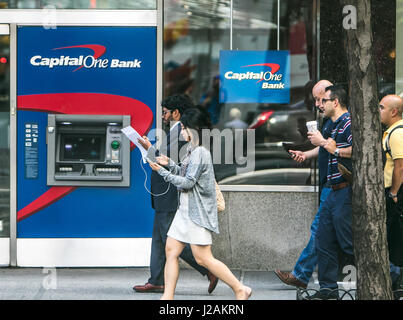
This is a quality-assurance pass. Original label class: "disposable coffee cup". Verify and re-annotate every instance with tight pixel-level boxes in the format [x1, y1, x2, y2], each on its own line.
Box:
[306, 120, 318, 132]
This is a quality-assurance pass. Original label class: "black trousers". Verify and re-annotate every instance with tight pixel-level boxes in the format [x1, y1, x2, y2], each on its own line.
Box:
[148, 210, 209, 286]
[386, 187, 403, 267]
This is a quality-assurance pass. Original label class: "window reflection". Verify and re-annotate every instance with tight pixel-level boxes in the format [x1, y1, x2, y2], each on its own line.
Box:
[397, 0, 403, 95]
[372, 0, 396, 99]
[320, 0, 396, 100]
[164, 0, 316, 186]
[0, 0, 156, 9]
[0, 35, 9, 237]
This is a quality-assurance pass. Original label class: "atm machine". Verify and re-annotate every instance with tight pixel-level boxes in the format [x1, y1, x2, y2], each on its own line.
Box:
[47, 114, 131, 187]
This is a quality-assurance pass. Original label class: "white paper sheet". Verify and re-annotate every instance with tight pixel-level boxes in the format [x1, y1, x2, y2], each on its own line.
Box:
[121, 126, 148, 163]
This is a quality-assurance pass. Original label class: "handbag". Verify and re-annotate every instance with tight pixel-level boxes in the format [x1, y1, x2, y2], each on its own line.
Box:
[215, 180, 225, 212]
[338, 163, 352, 184]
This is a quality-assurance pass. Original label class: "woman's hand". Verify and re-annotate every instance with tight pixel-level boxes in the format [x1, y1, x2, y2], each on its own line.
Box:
[148, 160, 162, 171]
[156, 154, 169, 166]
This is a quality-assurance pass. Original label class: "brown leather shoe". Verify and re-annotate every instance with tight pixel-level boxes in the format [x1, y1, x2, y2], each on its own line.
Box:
[207, 271, 219, 294]
[133, 282, 164, 293]
[274, 270, 307, 289]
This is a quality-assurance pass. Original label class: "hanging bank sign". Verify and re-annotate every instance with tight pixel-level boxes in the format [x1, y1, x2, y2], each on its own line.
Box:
[219, 50, 290, 103]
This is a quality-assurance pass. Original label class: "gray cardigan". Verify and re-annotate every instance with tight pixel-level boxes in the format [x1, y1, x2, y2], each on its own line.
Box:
[157, 146, 219, 234]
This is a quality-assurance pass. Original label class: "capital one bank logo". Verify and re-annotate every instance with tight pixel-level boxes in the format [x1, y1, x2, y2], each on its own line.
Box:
[224, 63, 285, 89]
[29, 44, 142, 72]
[220, 50, 290, 103]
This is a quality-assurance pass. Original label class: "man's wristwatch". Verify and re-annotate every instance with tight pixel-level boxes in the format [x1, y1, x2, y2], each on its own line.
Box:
[389, 192, 398, 199]
[334, 148, 340, 157]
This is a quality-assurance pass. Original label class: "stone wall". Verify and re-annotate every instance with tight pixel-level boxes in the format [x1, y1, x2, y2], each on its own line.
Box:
[209, 191, 318, 271]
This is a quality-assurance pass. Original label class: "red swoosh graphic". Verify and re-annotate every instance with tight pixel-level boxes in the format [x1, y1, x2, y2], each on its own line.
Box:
[241, 63, 281, 83]
[17, 187, 78, 223]
[242, 63, 281, 73]
[17, 92, 154, 222]
[53, 44, 106, 72]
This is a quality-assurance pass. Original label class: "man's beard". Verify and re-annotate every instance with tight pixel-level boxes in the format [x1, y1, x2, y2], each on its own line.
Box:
[162, 116, 175, 132]
[162, 121, 170, 132]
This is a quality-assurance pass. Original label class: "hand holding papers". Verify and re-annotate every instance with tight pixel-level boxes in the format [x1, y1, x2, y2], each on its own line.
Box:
[121, 126, 150, 163]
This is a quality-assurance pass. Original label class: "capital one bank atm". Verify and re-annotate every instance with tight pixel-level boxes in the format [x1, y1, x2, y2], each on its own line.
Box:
[13, 13, 161, 267]
[47, 115, 131, 187]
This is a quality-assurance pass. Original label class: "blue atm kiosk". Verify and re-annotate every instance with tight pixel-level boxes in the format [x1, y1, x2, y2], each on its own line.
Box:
[16, 26, 157, 266]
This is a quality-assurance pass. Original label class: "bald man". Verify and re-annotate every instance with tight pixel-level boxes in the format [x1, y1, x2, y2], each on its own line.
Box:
[380, 95, 403, 277]
[275, 80, 343, 289]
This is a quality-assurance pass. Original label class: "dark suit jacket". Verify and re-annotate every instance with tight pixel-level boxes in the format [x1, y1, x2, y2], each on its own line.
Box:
[150, 123, 187, 212]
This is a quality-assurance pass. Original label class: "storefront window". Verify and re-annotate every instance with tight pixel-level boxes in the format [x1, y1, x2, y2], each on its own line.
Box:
[320, 0, 395, 98]
[164, 0, 317, 186]
[373, 1, 396, 98]
[397, 0, 403, 95]
[0, 34, 9, 237]
[0, 0, 156, 9]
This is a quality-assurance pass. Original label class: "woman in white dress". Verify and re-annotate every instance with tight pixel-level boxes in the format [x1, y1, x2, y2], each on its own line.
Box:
[148, 107, 252, 300]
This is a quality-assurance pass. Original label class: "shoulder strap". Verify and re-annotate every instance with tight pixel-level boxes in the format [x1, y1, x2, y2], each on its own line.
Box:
[385, 125, 403, 157]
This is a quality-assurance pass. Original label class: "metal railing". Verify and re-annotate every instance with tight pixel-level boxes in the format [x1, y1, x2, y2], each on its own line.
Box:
[296, 288, 403, 300]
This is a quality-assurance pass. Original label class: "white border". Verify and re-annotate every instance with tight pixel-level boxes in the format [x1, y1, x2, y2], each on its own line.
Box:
[156, 0, 163, 135]
[10, 24, 17, 266]
[0, 24, 9, 34]
[0, 10, 157, 26]
[0, 238, 10, 266]
[17, 238, 151, 267]
[219, 185, 316, 192]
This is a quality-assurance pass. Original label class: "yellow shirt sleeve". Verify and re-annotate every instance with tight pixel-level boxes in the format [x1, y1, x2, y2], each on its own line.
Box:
[389, 128, 403, 160]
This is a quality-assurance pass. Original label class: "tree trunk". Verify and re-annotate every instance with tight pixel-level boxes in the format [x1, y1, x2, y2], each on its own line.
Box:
[341, 0, 393, 299]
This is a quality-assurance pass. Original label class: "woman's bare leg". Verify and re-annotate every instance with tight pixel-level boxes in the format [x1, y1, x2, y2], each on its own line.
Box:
[160, 237, 186, 300]
[190, 244, 252, 300]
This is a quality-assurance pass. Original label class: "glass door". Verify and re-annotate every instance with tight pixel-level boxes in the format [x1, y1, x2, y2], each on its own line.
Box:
[0, 24, 10, 266]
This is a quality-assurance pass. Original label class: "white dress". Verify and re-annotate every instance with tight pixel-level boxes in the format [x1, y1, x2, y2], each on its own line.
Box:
[167, 192, 212, 245]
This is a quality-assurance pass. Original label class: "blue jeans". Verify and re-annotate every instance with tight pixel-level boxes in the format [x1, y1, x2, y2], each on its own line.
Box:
[317, 187, 354, 290]
[316, 187, 401, 290]
[390, 262, 401, 284]
[292, 187, 331, 284]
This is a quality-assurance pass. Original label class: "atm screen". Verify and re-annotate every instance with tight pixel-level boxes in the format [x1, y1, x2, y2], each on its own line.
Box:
[60, 134, 105, 161]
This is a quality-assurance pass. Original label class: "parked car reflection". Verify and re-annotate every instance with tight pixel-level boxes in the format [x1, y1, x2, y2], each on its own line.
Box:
[249, 99, 314, 146]
[219, 167, 312, 185]
[214, 97, 316, 185]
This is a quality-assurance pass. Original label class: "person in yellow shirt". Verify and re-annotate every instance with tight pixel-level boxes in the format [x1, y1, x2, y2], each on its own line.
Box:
[381, 95, 403, 198]
[379, 95, 403, 283]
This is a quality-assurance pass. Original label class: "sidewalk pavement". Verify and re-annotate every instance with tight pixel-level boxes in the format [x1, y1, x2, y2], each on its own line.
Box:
[0, 267, 322, 300]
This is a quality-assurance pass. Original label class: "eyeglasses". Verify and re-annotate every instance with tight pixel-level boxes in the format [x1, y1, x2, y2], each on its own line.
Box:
[321, 98, 335, 103]
[162, 109, 171, 116]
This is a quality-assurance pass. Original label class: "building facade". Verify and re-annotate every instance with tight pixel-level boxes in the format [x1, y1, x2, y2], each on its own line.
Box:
[0, 0, 399, 269]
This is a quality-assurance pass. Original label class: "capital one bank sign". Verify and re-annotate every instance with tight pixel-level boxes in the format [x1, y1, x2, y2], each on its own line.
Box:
[219, 50, 290, 103]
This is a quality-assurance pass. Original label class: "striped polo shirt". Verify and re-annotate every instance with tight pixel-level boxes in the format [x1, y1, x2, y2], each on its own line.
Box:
[318, 117, 335, 189]
[326, 112, 352, 185]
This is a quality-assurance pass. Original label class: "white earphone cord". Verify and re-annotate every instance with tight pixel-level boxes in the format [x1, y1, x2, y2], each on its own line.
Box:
[139, 157, 171, 197]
